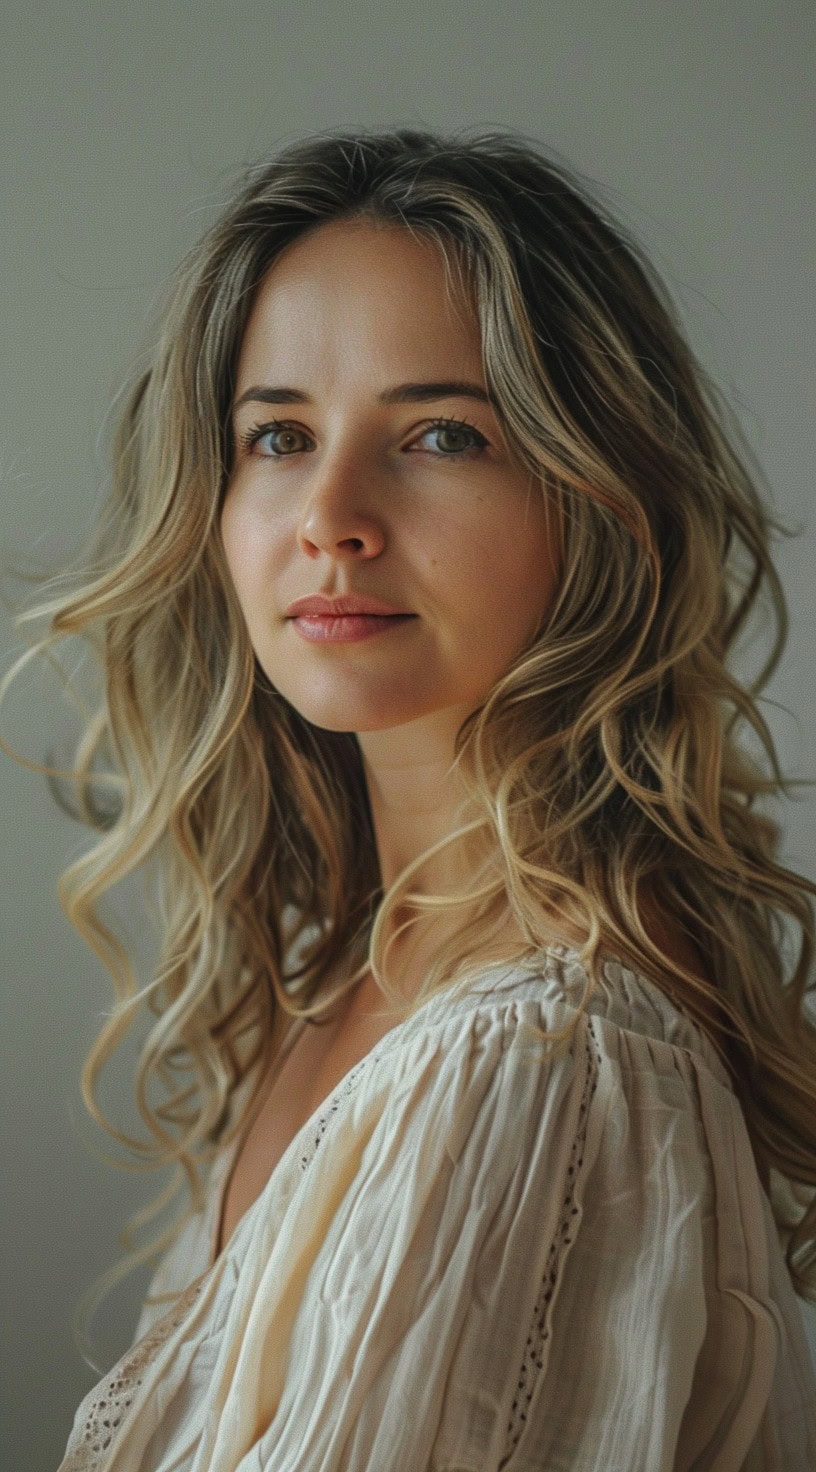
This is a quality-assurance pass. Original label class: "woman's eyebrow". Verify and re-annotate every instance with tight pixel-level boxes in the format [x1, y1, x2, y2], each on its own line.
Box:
[232, 380, 496, 415]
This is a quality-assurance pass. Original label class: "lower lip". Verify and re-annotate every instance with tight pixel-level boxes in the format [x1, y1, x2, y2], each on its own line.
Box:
[290, 614, 417, 642]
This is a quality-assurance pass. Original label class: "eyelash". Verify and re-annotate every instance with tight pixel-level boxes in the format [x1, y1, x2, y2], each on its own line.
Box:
[236, 414, 489, 462]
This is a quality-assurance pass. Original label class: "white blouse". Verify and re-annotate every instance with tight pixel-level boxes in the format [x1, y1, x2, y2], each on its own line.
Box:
[58, 943, 816, 1470]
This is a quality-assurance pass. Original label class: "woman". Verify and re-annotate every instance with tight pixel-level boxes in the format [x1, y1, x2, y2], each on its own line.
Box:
[3, 124, 815, 1469]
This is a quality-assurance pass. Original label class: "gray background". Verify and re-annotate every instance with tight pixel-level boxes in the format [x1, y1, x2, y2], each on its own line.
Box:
[1, 1, 814, 1466]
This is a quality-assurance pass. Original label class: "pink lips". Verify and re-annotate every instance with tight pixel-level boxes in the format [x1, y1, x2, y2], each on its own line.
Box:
[286, 592, 413, 618]
[291, 613, 416, 643]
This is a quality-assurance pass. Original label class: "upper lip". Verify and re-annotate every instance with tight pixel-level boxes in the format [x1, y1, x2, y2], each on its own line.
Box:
[286, 592, 414, 618]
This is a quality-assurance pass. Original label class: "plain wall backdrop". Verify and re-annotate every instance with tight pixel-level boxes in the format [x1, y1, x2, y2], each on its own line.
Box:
[1, 1, 814, 1465]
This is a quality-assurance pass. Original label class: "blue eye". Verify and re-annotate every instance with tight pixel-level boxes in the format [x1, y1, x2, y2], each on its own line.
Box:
[237, 415, 489, 461]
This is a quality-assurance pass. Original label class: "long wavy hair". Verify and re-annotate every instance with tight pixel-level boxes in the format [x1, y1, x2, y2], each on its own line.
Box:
[3, 125, 815, 1370]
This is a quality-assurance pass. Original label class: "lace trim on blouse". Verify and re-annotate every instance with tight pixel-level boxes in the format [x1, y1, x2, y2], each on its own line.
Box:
[59, 1273, 209, 1470]
[498, 1014, 601, 1467]
[61, 1042, 391, 1470]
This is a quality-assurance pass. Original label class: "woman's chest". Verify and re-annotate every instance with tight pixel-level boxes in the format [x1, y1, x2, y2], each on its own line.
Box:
[214, 1048, 311, 1259]
[214, 987, 397, 1259]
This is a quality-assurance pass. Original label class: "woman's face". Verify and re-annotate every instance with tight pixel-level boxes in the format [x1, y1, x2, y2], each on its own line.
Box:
[221, 218, 560, 735]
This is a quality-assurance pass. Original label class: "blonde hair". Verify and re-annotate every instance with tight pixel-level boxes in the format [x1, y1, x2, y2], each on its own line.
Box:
[3, 124, 815, 1372]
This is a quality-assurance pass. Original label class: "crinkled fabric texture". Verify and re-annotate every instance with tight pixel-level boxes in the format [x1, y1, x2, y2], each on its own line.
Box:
[59, 944, 816, 1471]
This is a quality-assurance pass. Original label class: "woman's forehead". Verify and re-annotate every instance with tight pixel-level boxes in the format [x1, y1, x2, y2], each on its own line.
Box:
[234, 227, 484, 389]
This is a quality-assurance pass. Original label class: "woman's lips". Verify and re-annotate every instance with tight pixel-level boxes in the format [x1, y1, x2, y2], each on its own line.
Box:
[290, 613, 417, 643]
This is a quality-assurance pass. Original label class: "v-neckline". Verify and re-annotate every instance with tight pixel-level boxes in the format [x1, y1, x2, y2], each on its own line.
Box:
[206, 954, 533, 1267]
[208, 1012, 311, 1267]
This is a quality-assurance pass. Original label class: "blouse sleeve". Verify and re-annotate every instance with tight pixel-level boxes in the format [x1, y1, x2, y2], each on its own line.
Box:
[183, 992, 810, 1472]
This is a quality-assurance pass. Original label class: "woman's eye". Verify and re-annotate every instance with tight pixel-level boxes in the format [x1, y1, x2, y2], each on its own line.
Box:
[243, 424, 306, 456]
[237, 417, 489, 461]
[414, 419, 488, 457]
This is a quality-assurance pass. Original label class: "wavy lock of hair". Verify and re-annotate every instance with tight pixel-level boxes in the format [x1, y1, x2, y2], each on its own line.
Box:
[2, 123, 815, 1371]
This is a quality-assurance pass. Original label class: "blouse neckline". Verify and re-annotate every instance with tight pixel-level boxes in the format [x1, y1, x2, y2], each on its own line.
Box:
[205, 939, 715, 1268]
[206, 947, 560, 1268]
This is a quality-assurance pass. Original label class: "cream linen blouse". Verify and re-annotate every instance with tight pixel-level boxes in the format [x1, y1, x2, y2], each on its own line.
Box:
[58, 943, 816, 1471]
